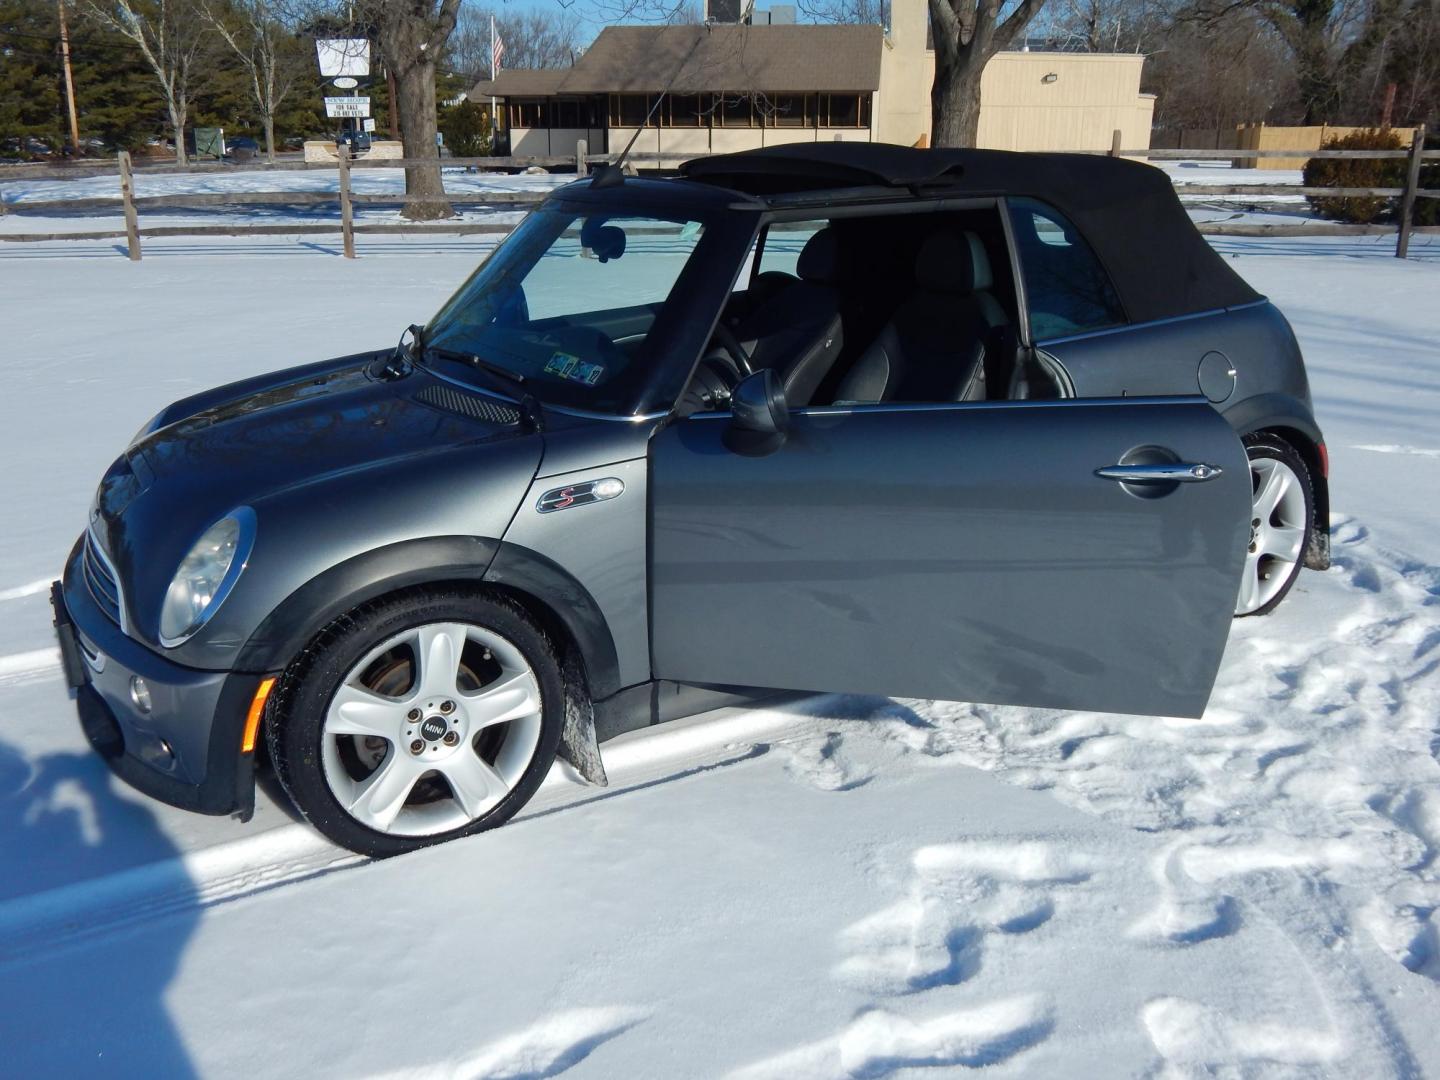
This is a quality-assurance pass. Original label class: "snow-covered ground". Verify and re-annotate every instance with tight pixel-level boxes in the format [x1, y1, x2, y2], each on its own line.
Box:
[0, 211, 1438, 1077]
[0, 160, 1314, 238]
[0, 165, 569, 235]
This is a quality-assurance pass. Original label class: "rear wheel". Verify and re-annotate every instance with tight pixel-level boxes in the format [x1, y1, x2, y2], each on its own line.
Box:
[267, 589, 563, 857]
[1234, 435, 1313, 617]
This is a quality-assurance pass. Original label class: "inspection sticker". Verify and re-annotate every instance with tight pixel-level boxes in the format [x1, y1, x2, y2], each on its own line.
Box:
[544, 351, 605, 385]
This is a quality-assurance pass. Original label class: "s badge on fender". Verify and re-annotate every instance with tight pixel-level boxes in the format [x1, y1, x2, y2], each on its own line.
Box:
[537, 477, 625, 513]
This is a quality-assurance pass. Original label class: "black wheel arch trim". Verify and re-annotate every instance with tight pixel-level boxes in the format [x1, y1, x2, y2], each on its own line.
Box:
[232, 534, 623, 703]
[482, 541, 623, 701]
[233, 535, 502, 674]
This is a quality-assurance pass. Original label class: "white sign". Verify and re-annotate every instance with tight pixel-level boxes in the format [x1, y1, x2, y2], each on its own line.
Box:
[332, 76, 359, 90]
[362, 117, 376, 133]
[325, 96, 372, 118]
[316, 39, 370, 78]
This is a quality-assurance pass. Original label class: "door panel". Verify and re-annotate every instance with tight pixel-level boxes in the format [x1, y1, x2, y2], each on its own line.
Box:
[649, 399, 1249, 718]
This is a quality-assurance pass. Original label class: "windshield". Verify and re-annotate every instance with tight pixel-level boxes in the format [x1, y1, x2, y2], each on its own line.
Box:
[424, 208, 716, 414]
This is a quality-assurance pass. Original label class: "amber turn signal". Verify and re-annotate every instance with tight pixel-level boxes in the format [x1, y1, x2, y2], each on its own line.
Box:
[241, 677, 276, 754]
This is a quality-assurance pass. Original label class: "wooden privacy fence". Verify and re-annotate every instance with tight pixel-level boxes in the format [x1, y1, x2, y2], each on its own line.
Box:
[2, 131, 1437, 259]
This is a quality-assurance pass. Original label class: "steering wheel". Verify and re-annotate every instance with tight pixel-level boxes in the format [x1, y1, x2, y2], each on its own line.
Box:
[711, 321, 754, 378]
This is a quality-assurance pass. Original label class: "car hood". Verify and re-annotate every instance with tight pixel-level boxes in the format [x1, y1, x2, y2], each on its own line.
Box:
[91, 357, 542, 640]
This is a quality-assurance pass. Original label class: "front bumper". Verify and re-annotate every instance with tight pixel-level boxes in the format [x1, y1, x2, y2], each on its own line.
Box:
[54, 539, 268, 818]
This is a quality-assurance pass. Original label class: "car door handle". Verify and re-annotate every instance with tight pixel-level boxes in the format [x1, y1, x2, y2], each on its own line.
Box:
[1096, 462, 1223, 483]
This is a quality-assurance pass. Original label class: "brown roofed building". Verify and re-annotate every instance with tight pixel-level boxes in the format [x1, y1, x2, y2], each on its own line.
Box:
[471, 0, 1153, 162]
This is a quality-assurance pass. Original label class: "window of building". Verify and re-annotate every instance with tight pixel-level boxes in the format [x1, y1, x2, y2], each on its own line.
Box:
[1007, 197, 1126, 340]
[822, 93, 870, 127]
[509, 99, 550, 128]
[609, 94, 657, 127]
[716, 93, 754, 127]
[552, 99, 590, 129]
[765, 93, 811, 127]
[667, 94, 708, 127]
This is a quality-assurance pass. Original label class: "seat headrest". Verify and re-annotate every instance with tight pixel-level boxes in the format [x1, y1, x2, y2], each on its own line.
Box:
[796, 227, 840, 284]
[914, 231, 993, 294]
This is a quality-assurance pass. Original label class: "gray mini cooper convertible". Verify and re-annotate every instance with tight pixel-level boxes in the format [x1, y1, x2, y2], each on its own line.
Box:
[53, 144, 1330, 856]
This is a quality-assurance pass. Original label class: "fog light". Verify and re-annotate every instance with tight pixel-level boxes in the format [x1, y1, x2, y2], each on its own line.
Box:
[129, 676, 152, 714]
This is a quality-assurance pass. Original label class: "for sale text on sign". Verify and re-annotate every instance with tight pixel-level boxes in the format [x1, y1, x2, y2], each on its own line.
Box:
[324, 97, 372, 118]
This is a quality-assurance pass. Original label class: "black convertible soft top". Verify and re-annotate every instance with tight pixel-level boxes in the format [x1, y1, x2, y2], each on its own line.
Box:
[680, 143, 1262, 325]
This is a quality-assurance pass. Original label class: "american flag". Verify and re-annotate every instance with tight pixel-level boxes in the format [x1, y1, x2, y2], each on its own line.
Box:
[491, 26, 505, 78]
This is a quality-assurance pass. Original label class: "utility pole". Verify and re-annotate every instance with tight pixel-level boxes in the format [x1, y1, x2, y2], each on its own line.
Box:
[57, 0, 82, 155]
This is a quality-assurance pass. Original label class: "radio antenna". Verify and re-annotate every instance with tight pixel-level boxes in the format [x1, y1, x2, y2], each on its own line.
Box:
[591, 26, 708, 189]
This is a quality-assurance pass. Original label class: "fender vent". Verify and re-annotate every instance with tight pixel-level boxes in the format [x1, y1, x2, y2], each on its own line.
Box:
[415, 383, 520, 426]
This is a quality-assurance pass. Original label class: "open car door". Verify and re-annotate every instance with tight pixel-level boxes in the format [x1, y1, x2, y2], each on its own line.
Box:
[648, 398, 1250, 718]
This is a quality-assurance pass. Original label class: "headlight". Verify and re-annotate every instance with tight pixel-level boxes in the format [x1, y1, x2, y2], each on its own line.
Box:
[159, 507, 256, 647]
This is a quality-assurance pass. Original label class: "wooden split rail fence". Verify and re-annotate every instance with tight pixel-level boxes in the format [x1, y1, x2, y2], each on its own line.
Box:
[1, 129, 1436, 259]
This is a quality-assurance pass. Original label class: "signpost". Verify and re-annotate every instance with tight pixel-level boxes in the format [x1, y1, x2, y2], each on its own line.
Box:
[317, 39, 373, 148]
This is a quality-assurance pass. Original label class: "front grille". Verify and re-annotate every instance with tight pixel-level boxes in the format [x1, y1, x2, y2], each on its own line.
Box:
[416, 382, 521, 426]
[82, 530, 124, 627]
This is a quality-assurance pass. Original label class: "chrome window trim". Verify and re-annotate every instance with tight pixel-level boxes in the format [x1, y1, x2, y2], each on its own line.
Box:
[684, 394, 1212, 420]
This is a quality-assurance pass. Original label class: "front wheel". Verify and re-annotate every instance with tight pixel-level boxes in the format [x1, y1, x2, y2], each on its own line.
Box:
[267, 589, 563, 857]
[1234, 435, 1314, 617]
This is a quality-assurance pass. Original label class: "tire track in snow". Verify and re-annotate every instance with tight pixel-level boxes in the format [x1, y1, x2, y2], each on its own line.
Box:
[0, 578, 52, 603]
[0, 699, 826, 967]
[0, 647, 60, 688]
[0, 825, 364, 965]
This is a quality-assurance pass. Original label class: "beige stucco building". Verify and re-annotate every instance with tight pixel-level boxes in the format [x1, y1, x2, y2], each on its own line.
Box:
[471, 0, 1153, 163]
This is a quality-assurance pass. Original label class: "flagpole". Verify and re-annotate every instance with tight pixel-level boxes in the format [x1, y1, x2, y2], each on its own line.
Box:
[490, 14, 498, 155]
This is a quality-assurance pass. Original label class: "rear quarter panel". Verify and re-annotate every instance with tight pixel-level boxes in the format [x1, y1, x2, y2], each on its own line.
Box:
[1039, 301, 1313, 423]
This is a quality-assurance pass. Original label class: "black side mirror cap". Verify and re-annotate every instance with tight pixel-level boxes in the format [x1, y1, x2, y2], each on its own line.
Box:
[723, 369, 789, 456]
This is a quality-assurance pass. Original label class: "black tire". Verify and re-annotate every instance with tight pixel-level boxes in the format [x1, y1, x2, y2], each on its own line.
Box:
[266, 587, 564, 858]
[1235, 433, 1314, 618]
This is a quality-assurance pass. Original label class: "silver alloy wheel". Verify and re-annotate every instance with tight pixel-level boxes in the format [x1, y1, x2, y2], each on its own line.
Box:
[1235, 456, 1308, 615]
[320, 621, 543, 837]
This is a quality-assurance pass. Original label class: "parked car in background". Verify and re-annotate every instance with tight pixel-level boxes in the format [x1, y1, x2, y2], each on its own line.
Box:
[225, 136, 260, 162]
[53, 144, 1330, 857]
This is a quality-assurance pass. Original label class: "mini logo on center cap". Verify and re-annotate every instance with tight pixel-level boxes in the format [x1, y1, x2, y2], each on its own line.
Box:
[420, 717, 448, 741]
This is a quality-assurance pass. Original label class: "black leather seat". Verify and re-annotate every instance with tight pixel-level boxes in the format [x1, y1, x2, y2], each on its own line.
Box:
[833, 231, 1008, 404]
[733, 228, 845, 407]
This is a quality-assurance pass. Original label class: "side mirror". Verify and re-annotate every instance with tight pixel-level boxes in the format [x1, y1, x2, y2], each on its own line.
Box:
[723, 369, 789, 456]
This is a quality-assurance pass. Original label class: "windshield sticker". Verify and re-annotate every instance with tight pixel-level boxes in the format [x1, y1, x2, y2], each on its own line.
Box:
[545, 351, 606, 386]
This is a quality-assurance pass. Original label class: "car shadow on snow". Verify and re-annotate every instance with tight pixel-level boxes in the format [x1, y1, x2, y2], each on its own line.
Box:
[0, 736, 200, 1076]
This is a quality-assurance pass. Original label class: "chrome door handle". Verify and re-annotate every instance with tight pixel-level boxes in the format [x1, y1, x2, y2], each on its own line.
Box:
[1096, 462, 1223, 483]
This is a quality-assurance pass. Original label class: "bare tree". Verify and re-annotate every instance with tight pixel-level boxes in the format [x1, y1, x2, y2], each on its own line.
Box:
[350, 0, 462, 220]
[1145, 7, 1292, 130]
[450, 4, 582, 82]
[928, 0, 1048, 146]
[1187, 0, 1404, 123]
[204, 0, 308, 162]
[1037, 0, 1159, 51]
[84, 0, 211, 164]
[805, 0, 1048, 145]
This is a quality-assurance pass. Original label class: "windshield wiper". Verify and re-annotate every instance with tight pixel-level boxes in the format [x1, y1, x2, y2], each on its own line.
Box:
[422, 345, 544, 431]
